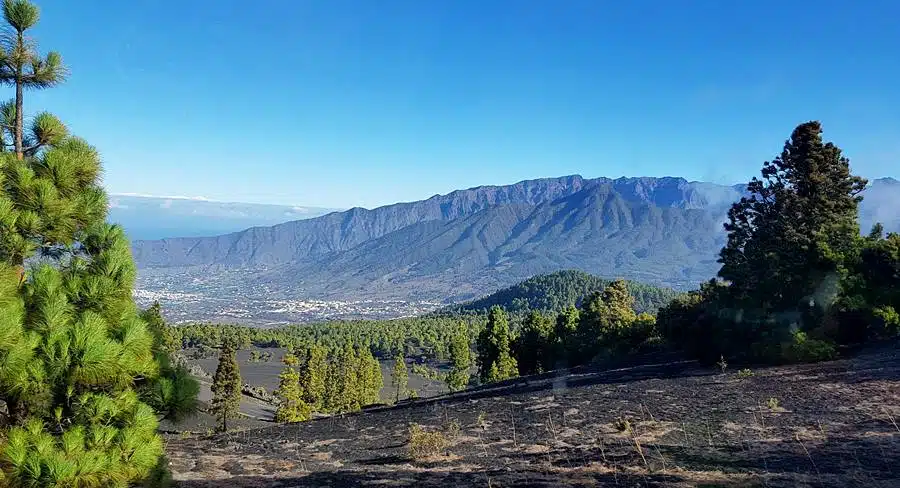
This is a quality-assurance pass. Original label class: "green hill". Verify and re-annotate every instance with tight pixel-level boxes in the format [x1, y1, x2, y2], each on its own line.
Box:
[451, 269, 683, 315]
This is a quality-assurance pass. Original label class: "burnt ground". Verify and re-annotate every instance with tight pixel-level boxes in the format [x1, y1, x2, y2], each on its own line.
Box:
[180, 346, 448, 426]
[166, 346, 900, 487]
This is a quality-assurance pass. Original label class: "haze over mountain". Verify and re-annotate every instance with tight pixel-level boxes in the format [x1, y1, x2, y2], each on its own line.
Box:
[108, 194, 339, 240]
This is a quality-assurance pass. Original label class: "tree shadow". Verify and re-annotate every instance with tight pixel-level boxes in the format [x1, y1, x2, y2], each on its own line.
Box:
[516, 432, 899, 487]
[393, 352, 705, 409]
[174, 467, 683, 488]
[356, 454, 409, 465]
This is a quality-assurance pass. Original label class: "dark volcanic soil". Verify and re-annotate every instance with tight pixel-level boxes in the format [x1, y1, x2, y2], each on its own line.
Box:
[167, 346, 900, 487]
[186, 346, 448, 410]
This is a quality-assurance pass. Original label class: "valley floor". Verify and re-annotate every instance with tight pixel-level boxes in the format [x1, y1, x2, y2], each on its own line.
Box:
[166, 346, 900, 487]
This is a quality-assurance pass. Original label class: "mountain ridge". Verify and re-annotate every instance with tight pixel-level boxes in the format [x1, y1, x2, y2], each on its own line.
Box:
[132, 175, 899, 319]
[131, 175, 745, 269]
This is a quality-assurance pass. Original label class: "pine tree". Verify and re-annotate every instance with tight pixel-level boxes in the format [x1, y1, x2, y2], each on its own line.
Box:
[578, 279, 637, 359]
[0, 3, 189, 484]
[477, 306, 519, 383]
[552, 306, 581, 367]
[837, 229, 900, 342]
[210, 341, 242, 432]
[274, 353, 311, 422]
[0, 0, 66, 160]
[512, 310, 553, 375]
[719, 121, 867, 315]
[446, 323, 472, 392]
[322, 358, 338, 413]
[141, 301, 178, 356]
[139, 301, 199, 423]
[330, 344, 361, 413]
[298, 344, 327, 411]
[358, 346, 383, 406]
[391, 353, 408, 402]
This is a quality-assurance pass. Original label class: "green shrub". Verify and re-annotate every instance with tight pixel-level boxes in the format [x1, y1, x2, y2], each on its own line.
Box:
[142, 455, 174, 488]
[784, 330, 837, 363]
[872, 306, 900, 337]
[736, 368, 755, 379]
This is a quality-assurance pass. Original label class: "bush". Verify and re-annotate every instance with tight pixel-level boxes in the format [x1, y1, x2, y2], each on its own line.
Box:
[872, 306, 900, 338]
[408, 424, 448, 459]
[613, 416, 632, 433]
[784, 330, 837, 363]
[142, 455, 174, 488]
[737, 368, 754, 379]
[444, 419, 461, 440]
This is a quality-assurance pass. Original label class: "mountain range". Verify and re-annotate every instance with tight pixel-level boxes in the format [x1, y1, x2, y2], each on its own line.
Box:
[107, 194, 339, 240]
[131, 175, 900, 319]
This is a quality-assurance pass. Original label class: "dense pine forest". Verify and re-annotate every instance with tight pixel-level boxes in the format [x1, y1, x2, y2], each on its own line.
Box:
[451, 269, 683, 315]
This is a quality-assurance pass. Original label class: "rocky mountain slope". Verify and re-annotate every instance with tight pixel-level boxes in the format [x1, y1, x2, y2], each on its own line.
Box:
[132, 175, 899, 312]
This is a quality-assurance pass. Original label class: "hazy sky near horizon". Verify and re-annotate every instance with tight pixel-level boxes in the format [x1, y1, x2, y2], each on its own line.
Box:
[29, 0, 900, 209]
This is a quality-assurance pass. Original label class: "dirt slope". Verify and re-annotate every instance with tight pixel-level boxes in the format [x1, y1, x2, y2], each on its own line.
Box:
[166, 347, 900, 487]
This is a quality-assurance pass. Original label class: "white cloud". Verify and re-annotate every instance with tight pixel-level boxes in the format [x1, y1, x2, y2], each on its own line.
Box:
[113, 192, 212, 201]
[108, 199, 129, 209]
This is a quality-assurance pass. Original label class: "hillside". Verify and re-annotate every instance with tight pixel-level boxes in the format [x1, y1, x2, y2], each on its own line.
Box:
[165, 346, 900, 487]
[132, 176, 900, 322]
[452, 269, 682, 314]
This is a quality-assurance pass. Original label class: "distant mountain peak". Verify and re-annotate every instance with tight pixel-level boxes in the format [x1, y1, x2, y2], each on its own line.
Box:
[871, 177, 899, 186]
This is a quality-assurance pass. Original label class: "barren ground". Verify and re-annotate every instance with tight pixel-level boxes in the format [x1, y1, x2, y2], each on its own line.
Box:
[166, 346, 900, 487]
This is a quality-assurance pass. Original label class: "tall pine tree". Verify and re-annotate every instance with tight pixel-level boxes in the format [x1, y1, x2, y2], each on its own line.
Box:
[298, 344, 327, 411]
[0, 2, 191, 484]
[445, 323, 472, 392]
[139, 302, 199, 423]
[512, 310, 553, 375]
[477, 306, 518, 383]
[210, 341, 242, 432]
[391, 353, 408, 403]
[719, 121, 866, 315]
[358, 346, 383, 406]
[274, 353, 310, 423]
[0, 0, 66, 160]
[577, 279, 638, 360]
[552, 306, 580, 368]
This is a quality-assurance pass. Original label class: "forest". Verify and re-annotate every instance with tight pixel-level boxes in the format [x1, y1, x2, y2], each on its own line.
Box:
[447, 269, 682, 315]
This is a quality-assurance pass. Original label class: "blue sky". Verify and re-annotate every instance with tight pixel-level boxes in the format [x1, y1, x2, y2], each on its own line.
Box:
[29, 0, 900, 209]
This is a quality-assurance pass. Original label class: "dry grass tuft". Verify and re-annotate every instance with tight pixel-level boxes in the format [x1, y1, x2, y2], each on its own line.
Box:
[408, 423, 449, 460]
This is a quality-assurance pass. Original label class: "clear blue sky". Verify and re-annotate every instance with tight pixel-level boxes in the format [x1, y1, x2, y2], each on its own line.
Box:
[29, 0, 900, 209]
